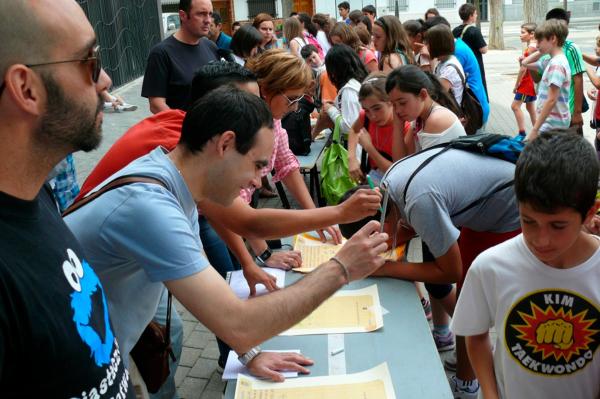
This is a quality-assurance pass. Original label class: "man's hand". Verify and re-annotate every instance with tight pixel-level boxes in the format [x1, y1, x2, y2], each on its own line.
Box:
[265, 250, 302, 270]
[333, 220, 388, 282]
[246, 352, 313, 382]
[243, 264, 278, 296]
[337, 188, 382, 224]
[317, 225, 343, 244]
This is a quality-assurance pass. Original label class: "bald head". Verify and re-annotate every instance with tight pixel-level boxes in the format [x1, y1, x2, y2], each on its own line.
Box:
[0, 0, 94, 79]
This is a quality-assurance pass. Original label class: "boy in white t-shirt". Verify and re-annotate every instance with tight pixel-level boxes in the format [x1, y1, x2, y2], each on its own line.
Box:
[451, 132, 600, 399]
[521, 19, 571, 140]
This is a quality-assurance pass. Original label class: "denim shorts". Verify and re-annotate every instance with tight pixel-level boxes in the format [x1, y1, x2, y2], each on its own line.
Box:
[514, 93, 536, 103]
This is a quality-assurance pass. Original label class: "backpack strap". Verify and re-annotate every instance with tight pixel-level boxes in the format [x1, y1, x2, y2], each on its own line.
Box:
[62, 174, 167, 217]
[402, 145, 451, 203]
[460, 24, 473, 38]
[451, 180, 514, 218]
[445, 62, 467, 89]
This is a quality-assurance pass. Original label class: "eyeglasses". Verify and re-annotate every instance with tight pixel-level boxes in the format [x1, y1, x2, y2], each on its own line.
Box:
[0, 45, 101, 96]
[281, 93, 304, 108]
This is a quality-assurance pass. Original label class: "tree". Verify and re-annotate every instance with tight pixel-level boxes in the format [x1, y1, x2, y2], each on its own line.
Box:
[523, 0, 548, 24]
[488, 0, 504, 49]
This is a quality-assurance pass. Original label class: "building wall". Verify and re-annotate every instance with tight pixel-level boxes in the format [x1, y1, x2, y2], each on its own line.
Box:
[503, 0, 600, 21]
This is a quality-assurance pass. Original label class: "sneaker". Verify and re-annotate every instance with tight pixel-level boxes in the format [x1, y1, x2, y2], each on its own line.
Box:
[444, 352, 457, 372]
[433, 331, 455, 352]
[116, 103, 138, 112]
[421, 297, 432, 322]
[448, 375, 479, 399]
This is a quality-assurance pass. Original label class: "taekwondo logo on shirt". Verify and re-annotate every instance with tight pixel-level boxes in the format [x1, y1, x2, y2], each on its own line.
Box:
[62, 248, 115, 367]
[504, 289, 600, 376]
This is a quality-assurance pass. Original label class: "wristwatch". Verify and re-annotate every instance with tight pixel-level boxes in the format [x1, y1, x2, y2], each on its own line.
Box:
[255, 248, 272, 266]
[238, 346, 262, 366]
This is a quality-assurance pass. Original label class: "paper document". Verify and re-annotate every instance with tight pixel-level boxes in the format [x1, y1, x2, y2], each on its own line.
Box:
[281, 284, 384, 335]
[292, 233, 404, 273]
[234, 362, 396, 399]
[227, 268, 285, 299]
[223, 350, 300, 380]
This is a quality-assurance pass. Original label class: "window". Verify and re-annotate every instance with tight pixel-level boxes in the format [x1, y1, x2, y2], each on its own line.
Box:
[247, 0, 276, 18]
[388, 0, 408, 11]
[434, 0, 456, 9]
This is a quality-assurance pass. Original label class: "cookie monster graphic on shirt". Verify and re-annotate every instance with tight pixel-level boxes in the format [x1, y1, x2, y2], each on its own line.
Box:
[63, 248, 115, 366]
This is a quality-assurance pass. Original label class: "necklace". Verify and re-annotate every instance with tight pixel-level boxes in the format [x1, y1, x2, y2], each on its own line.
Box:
[417, 101, 436, 131]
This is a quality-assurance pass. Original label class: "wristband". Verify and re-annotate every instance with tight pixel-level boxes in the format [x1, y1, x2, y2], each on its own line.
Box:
[330, 256, 350, 284]
[255, 247, 272, 266]
[238, 346, 262, 366]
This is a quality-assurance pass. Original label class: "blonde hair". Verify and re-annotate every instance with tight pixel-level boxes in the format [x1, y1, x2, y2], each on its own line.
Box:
[283, 17, 303, 44]
[245, 49, 313, 94]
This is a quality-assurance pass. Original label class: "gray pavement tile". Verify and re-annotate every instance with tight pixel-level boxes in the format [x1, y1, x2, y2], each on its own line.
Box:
[180, 347, 204, 368]
[177, 377, 208, 399]
[197, 389, 224, 399]
[200, 341, 221, 360]
[175, 366, 191, 388]
[182, 320, 197, 341]
[205, 373, 227, 392]
[188, 357, 219, 379]
[185, 331, 213, 349]
[194, 322, 210, 333]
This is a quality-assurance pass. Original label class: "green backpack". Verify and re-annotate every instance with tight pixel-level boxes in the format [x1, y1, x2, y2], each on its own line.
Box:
[320, 116, 357, 205]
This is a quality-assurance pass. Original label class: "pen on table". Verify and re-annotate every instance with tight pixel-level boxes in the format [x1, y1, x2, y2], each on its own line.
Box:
[330, 348, 344, 356]
[366, 174, 383, 213]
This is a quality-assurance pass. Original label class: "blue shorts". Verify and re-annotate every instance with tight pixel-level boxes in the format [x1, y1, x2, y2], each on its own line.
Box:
[514, 93, 536, 103]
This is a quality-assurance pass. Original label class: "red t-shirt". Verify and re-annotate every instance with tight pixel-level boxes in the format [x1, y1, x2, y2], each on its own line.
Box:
[75, 109, 185, 201]
[358, 110, 394, 168]
[516, 46, 536, 97]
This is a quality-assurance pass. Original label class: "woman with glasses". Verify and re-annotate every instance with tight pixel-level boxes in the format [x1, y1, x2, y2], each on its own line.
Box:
[246, 49, 341, 242]
[372, 15, 414, 73]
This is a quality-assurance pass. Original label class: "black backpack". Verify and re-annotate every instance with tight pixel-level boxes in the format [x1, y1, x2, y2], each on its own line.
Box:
[282, 97, 316, 156]
[445, 63, 483, 135]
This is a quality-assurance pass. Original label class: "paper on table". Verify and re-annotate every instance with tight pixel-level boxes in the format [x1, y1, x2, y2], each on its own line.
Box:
[234, 362, 396, 399]
[227, 267, 285, 299]
[291, 233, 404, 273]
[222, 350, 300, 381]
[280, 284, 384, 336]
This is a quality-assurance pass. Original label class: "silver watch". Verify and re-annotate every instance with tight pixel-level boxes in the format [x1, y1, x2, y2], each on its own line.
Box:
[238, 346, 262, 366]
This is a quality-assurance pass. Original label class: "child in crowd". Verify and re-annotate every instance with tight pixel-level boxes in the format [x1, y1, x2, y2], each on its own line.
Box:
[522, 19, 571, 140]
[512, 23, 537, 136]
[452, 132, 600, 399]
[386, 65, 464, 157]
[347, 72, 400, 184]
[584, 35, 600, 156]
[284, 17, 307, 58]
[330, 22, 378, 72]
[321, 44, 368, 135]
[403, 19, 431, 72]
[372, 15, 414, 72]
[301, 44, 325, 74]
[427, 24, 465, 107]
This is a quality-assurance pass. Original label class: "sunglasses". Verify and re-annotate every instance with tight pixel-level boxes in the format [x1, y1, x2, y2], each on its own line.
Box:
[0, 45, 102, 97]
[281, 93, 304, 108]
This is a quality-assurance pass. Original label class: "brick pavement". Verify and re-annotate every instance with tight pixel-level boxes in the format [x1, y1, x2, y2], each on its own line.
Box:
[72, 33, 598, 398]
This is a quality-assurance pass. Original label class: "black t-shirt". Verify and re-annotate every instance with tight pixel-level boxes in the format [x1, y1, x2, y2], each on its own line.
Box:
[453, 24, 488, 91]
[0, 186, 133, 398]
[141, 35, 219, 111]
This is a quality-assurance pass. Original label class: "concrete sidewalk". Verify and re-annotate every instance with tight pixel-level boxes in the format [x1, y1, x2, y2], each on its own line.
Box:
[73, 41, 597, 399]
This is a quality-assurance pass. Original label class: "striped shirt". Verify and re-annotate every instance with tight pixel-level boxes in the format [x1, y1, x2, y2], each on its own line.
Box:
[536, 53, 571, 133]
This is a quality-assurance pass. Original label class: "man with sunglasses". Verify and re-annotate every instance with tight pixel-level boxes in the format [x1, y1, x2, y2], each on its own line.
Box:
[142, 0, 220, 114]
[0, 0, 133, 397]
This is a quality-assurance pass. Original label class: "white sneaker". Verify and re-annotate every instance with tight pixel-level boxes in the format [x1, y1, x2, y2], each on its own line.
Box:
[448, 376, 479, 399]
[116, 103, 137, 112]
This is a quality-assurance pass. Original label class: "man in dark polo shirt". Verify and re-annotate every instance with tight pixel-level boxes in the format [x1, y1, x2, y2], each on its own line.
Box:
[142, 0, 219, 113]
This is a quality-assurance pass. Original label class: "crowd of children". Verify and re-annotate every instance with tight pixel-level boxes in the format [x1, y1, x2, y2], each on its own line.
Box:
[9, 0, 600, 398]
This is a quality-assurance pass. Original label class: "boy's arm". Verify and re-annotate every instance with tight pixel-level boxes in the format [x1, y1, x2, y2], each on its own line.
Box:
[466, 332, 499, 399]
[521, 51, 543, 81]
[528, 84, 560, 141]
[586, 65, 600, 89]
[513, 66, 527, 93]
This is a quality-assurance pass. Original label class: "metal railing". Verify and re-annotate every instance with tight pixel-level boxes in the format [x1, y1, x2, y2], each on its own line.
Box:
[247, 0, 277, 18]
[388, 0, 409, 11]
[77, 0, 162, 88]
